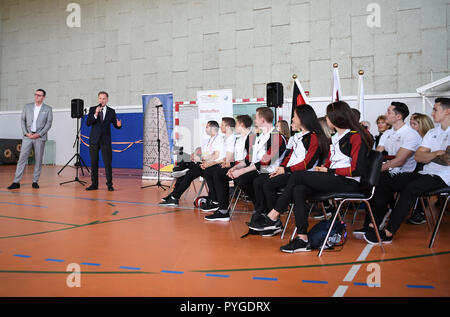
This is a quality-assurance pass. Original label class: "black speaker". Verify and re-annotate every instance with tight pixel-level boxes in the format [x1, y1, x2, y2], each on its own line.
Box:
[71, 99, 84, 118]
[266, 82, 284, 108]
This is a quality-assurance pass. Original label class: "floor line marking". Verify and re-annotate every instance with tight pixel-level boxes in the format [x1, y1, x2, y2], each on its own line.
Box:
[161, 270, 184, 275]
[406, 284, 435, 289]
[302, 280, 328, 284]
[191, 250, 450, 273]
[13, 254, 31, 258]
[205, 274, 230, 278]
[333, 285, 348, 297]
[0, 215, 77, 227]
[333, 244, 374, 297]
[119, 266, 141, 271]
[342, 264, 361, 282]
[45, 259, 65, 263]
[0, 202, 47, 209]
[253, 277, 277, 281]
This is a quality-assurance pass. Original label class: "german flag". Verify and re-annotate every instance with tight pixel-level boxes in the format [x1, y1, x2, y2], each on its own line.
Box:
[291, 75, 309, 120]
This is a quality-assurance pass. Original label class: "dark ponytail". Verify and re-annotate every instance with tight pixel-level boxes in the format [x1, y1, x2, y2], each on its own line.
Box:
[326, 101, 374, 149]
[295, 104, 330, 162]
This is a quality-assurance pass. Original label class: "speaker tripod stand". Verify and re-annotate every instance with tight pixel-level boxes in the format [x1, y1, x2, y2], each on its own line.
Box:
[58, 115, 90, 186]
[142, 104, 170, 190]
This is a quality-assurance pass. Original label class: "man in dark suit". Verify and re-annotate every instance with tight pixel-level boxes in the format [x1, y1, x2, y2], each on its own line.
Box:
[85, 91, 122, 191]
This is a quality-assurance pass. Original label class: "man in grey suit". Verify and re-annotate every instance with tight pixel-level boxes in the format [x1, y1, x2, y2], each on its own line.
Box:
[8, 89, 53, 189]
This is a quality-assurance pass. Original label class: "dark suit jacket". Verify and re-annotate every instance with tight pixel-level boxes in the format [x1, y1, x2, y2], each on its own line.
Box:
[86, 105, 122, 145]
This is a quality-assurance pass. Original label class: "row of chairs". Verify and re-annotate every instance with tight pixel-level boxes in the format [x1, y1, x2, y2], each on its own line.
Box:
[178, 151, 449, 256]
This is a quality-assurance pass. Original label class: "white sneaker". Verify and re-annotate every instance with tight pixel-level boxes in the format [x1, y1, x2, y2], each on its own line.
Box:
[171, 168, 189, 178]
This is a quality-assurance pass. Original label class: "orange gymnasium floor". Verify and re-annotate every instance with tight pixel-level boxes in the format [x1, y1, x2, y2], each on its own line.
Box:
[0, 165, 448, 298]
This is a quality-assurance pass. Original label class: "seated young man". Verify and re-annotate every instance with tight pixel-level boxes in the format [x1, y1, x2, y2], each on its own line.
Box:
[353, 101, 422, 238]
[200, 117, 236, 212]
[204, 115, 253, 221]
[225, 107, 286, 218]
[364, 98, 450, 244]
[160, 121, 223, 206]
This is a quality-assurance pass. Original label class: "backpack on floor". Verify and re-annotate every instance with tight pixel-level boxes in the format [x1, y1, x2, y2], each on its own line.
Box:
[194, 196, 208, 208]
[307, 219, 347, 250]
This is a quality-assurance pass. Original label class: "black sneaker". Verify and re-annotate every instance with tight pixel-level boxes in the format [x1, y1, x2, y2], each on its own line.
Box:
[205, 210, 230, 222]
[159, 196, 179, 206]
[407, 209, 426, 225]
[247, 212, 265, 228]
[364, 228, 393, 245]
[352, 226, 370, 240]
[280, 237, 311, 253]
[200, 201, 219, 212]
[248, 214, 282, 231]
[7, 183, 20, 190]
[261, 227, 283, 237]
[32, 182, 39, 189]
[310, 209, 332, 219]
[161, 194, 171, 202]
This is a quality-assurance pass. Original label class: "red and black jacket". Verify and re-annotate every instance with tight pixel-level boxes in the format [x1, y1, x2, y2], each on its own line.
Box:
[324, 131, 369, 178]
[280, 132, 322, 174]
[243, 131, 287, 172]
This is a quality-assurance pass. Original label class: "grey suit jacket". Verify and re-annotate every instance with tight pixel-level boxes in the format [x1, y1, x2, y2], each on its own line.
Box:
[21, 103, 53, 141]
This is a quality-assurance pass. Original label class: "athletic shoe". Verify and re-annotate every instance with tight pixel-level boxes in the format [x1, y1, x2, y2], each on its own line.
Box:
[7, 182, 20, 190]
[161, 194, 171, 202]
[310, 204, 333, 219]
[171, 168, 189, 178]
[200, 201, 220, 212]
[261, 227, 283, 237]
[32, 182, 39, 189]
[280, 237, 311, 253]
[205, 210, 230, 222]
[159, 196, 179, 206]
[247, 212, 265, 228]
[352, 226, 370, 240]
[407, 209, 426, 225]
[363, 228, 393, 245]
[248, 214, 282, 231]
[310, 210, 332, 219]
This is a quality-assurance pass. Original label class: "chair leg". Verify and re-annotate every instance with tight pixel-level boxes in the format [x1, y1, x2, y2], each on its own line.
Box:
[363, 200, 385, 254]
[290, 226, 298, 242]
[229, 188, 242, 220]
[194, 179, 207, 201]
[227, 186, 237, 211]
[420, 197, 434, 232]
[429, 195, 449, 248]
[318, 200, 344, 257]
[281, 204, 294, 240]
[351, 203, 359, 225]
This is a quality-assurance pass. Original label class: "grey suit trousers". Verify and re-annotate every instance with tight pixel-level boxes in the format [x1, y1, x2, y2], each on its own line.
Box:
[13, 137, 46, 183]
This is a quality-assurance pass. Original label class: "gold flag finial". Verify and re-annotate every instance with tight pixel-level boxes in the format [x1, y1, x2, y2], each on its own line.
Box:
[292, 74, 297, 79]
[359, 70, 364, 76]
[333, 63, 338, 68]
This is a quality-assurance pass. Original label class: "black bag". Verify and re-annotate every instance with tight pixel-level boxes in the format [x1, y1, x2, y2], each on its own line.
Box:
[307, 219, 347, 250]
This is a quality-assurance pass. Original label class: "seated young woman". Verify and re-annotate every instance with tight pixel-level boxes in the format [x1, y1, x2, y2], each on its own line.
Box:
[249, 101, 374, 253]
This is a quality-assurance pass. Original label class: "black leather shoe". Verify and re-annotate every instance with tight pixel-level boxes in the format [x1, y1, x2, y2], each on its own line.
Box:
[86, 185, 98, 191]
[32, 182, 39, 189]
[107, 186, 114, 191]
[7, 183, 20, 190]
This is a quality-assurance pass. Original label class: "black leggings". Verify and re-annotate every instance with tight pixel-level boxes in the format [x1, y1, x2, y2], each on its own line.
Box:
[275, 171, 360, 234]
[253, 173, 290, 215]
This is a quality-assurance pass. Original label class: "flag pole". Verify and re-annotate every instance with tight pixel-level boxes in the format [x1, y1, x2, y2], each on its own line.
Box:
[358, 70, 365, 121]
[292, 74, 309, 104]
[332, 63, 341, 102]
